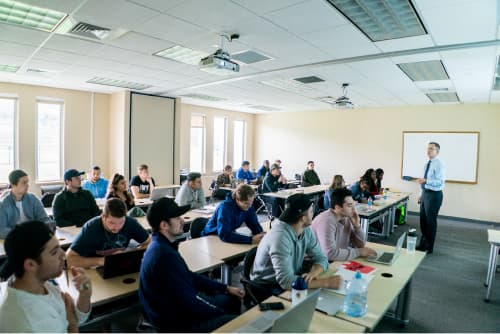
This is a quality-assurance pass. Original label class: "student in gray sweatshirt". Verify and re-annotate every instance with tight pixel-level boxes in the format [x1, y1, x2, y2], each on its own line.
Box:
[250, 193, 342, 299]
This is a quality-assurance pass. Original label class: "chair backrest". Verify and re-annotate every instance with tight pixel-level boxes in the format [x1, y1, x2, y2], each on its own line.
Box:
[40, 192, 56, 208]
[189, 217, 208, 239]
[243, 247, 258, 280]
[40, 184, 64, 195]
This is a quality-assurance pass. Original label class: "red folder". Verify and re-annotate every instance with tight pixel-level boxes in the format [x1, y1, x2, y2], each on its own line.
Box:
[341, 260, 376, 275]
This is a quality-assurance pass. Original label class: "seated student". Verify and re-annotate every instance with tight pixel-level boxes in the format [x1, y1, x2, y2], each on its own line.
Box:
[261, 163, 287, 217]
[375, 168, 384, 191]
[324, 174, 346, 209]
[66, 198, 151, 268]
[274, 159, 288, 183]
[52, 169, 101, 227]
[256, 160, 270, 179]
[175, 172, 206, 209]
[201, 184, 265, 244]
[350, 178, 374, 203]
[212, 165, 234, 200]
[139, 197, 244, 332]
[81, 165, 108, 199]
[250, 194, 342, 300]
[312, 188, 376, 262]
[0, 221, 91, 332]
[0, 169, 50, 238]
[129, 164, 156, 199]
[236, 160, 256, 184]
[362, 168, 379, 196]
[302, 160, 321, 187]
[106, 173, 135, 211]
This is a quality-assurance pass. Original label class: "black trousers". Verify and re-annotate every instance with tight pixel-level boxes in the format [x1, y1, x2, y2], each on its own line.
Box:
[419, 189, 443, 252]
[189, 293, 240, 332]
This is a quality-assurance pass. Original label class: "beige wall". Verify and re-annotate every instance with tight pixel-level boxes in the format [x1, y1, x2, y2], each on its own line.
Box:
[0, 82, 110, 195]
[108, 91, 129, 178]
[254, 104, 500, 223]
[176, 103, 255, 177]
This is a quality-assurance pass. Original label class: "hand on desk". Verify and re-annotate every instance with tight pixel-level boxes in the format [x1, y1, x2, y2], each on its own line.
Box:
[252, 232, 266, 244]
[302, 263, 324, 284]
[227, 286, 245, 299]
[359, 247, 377, 258]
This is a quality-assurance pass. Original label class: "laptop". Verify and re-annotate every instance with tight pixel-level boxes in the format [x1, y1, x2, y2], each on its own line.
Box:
[234, 289, 320, 333]
[149, 187, 172, 201]
[96, 248, 146, 279]
[367, 232, 406, 265]
[316, 290, 344, 315]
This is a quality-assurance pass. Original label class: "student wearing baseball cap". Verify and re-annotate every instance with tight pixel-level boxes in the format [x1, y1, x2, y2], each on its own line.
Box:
[250, 193, 342, 301]
[0, 221, 92, 332]
[52, 169, 101, 227]
[139, 197, 244, 332]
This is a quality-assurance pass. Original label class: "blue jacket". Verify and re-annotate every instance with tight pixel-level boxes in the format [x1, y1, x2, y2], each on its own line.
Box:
[236, 168, 255, 183]
[201, 195, 263, 244]
[0, 191, 50, 238]
[350, 182, 374, 202]
[139, 233, 227, 332]
[82, 178, 108, 198]
[256, 165, 269, 178]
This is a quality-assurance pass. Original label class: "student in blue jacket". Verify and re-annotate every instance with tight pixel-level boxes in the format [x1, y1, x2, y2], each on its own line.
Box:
[201, 184, 265, 244]
[139, 197, 244, 332]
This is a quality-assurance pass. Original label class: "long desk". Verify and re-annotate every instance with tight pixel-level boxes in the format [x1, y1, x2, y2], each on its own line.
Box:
[280, 241, 425, 332]
[262, 184, 328, 199]
[214, 296, 366, 333]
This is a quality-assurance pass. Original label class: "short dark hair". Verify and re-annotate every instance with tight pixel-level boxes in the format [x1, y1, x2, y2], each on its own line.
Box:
[224, 165, 232, 172]
[307, 161, 314, 165]
[241, 160, 250, 167]
[138, 164, 148, 171]
[103, 198, 127, 218]
[8, 169, 28, 186]
[429, 142, 440, 150]
[330, 188, 353, 209]
[187, 172, 201, 181]
[232, 184, 255, 202]
[91, 165, 101, 171]
[359, 177, 370, 185]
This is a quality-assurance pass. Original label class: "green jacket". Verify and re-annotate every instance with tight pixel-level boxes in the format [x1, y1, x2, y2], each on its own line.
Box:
[302, 169, 321, 187]
[52, 188, 101, 227]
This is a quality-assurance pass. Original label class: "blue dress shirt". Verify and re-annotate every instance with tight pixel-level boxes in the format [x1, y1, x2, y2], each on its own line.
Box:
[423, 157, 445, 191]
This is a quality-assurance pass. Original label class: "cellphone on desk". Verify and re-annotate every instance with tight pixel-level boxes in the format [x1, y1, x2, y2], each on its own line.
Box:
[259, 302, 285, 311]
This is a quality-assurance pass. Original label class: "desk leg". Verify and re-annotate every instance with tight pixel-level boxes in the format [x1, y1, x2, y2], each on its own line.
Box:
[485, 244, 499, 302]
[360, 218, 369, 242]
[389, 206, 396, 234]
[395, 279, 412, 325]
[485, 244, 496, 287]
[221, 264, 232, 285]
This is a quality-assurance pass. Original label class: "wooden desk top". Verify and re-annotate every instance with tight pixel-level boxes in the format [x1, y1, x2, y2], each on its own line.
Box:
[262, 184, 328, 199]
[356, 192, 411, 218]
[136, 208, 214, 231]
[488, 229, 500, 244]
[214, 296, 365, 333]
[180, 235, 256, 261]
[281, 241, 425, 331]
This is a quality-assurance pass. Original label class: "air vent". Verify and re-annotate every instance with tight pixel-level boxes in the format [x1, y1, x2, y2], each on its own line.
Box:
[69, 22, 110, 40]
[181, 93, 226, 102]
[247, 105, 280, 112]
[294, 76, 325, 84]
[326, 0, 427, 42]
[86, 77, 151, 90]
[231, 50, 271, 64]
[398, 60, 449, 81]
[426, 92, 460, 103]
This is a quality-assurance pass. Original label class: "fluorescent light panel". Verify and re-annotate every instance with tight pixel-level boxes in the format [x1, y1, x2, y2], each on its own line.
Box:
[326, 0, 426, 41]
[231, 50, 271, 64]
[86, 77, 151, 90]
[398, 60, 449, 81]
[0, 64, 19, 72]
[181, 93, 225, 102]
[154, 45, 209, 66]
[260, 78, 317, 95]
[426, 92, 459, 103]
[0, 0, 66, 32]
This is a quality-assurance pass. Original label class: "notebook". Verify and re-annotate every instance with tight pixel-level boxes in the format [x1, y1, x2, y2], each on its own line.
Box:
[96, 248, 146, 279]
[367, 232, 406, 265]
[149, 187, 173, 201]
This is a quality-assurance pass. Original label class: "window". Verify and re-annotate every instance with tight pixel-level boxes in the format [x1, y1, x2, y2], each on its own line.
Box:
[0, 98, 16, 183]
[213, 117, 226, 172]
[37, 100, 63, 182]
[233, 120, 246, 167]
[190, 114, 205, 173]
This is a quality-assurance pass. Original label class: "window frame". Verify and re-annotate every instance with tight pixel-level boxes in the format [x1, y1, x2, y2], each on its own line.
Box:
[189, 113, 206, 173]
[212, 116, 227, 173]
[0, 96, 18, 185]
[233, 119, 247, 167]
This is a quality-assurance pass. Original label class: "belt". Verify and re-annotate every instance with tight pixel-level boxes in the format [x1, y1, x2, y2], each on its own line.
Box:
[424, 188, 442, 193]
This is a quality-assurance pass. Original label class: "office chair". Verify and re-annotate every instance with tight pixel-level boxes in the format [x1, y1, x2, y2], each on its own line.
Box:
[254, 185, 273, 219]
[189, 217, 209, 239]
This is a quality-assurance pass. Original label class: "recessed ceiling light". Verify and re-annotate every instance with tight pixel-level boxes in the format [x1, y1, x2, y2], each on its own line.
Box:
[154, 45, 209, 66]
[426, 92, 460, 103]
[0, 0, 67, 32]
[231, 50, 272, 64]
[0, 64, 19, 72]
[294, 76, 325, 84]
[398, 60, 449, 81]
[86, 77, 151, 90]
[180, 93, 226, 102]
[260, 78, 317, 95]
[326, 0, 426, 42]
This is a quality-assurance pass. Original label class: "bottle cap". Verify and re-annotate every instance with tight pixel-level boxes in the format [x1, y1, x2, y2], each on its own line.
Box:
[355, 271, 362, 279]
[292, 276, 308, 290]
[408, 229, 417, 237]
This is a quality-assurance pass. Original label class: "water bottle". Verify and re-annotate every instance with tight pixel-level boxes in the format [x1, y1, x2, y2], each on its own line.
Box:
[367, 197, 373, 209]
[231, 178, 236, 189]
[291, 276, 308, 306]
[343, 271, 367, 317]
[383, 188, 388, 200]
[407, 229, 417, 254]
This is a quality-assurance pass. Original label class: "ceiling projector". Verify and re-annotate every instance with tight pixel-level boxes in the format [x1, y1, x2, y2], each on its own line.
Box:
[199, 49, 240, 73]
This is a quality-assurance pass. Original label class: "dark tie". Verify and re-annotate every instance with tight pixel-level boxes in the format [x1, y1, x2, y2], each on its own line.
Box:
[422, 160, 431, 189]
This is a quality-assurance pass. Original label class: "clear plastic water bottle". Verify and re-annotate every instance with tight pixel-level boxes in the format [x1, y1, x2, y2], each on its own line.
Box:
[343, 271, 367, 317]
[407, 229, 417, 254]
[367, 197, 373, 209]
[383, 188, 388, 200]
[291, 276, 308, 306]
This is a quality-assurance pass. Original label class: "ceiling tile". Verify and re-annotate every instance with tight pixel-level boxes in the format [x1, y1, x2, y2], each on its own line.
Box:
[108, 32, 174, 54]
[230, 0, 307, 15]
[32, 48, 85, 65]
[126, 0, 184, 12]
[0, 41, 37, 58]
[135, 14, 206, 45]
[0, 23, 49, 46]
[44, 35, 104, 55]
[375, 35, 435, 53]
[19, 0, 84, 13]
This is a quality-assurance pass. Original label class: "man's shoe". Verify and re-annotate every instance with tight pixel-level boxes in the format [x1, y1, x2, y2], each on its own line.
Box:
[416, 245, 427, 252]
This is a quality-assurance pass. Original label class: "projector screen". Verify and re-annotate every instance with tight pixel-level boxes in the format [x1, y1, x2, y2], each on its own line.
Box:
[401, 131, 479, 184]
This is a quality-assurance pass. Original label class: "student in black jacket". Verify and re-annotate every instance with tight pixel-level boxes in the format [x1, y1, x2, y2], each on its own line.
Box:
[261, 164, 287, 217]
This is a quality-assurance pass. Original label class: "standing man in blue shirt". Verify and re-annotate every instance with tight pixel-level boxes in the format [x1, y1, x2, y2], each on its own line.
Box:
[236, 161, 256, 184]
[416, 142, 445, 254]
[82, 166, 108, 199]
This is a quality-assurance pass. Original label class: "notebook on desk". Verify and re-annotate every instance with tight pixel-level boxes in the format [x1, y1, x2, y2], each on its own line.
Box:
[234, 289, 320, 333]
[367, 232, 406, 265]
[149, 187, 173, 201]
[96, 248, 146, 279]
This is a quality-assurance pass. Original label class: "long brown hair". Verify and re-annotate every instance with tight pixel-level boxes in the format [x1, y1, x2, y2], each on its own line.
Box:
[107, 173, 134, 206]
[329, 175, 345, 190]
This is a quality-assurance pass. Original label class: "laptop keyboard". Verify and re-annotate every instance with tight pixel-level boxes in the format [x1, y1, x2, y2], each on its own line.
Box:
[235, 311, 279, 332]
[378, 252, 394, 263]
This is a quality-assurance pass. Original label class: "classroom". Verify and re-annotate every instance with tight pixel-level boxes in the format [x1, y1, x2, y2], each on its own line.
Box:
[0, 0, 499, 332]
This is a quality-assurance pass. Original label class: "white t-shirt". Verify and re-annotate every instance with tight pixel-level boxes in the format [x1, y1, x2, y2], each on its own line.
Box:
[0, 278, 90, 332]
[15, 200, 28, 224]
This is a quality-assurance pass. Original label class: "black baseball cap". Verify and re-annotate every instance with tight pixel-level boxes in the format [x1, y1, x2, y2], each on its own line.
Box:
[64, 169, 85, 181]
[147, 197, 191, 231]
[279, 193, 313, 223]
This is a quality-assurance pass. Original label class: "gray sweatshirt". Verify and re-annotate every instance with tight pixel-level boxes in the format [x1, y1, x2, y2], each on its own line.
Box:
[250, 219, 328, 290]
[175, 182, 206, 209]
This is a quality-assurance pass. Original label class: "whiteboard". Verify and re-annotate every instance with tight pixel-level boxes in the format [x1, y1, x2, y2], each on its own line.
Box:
[401, 132, 479, 184]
